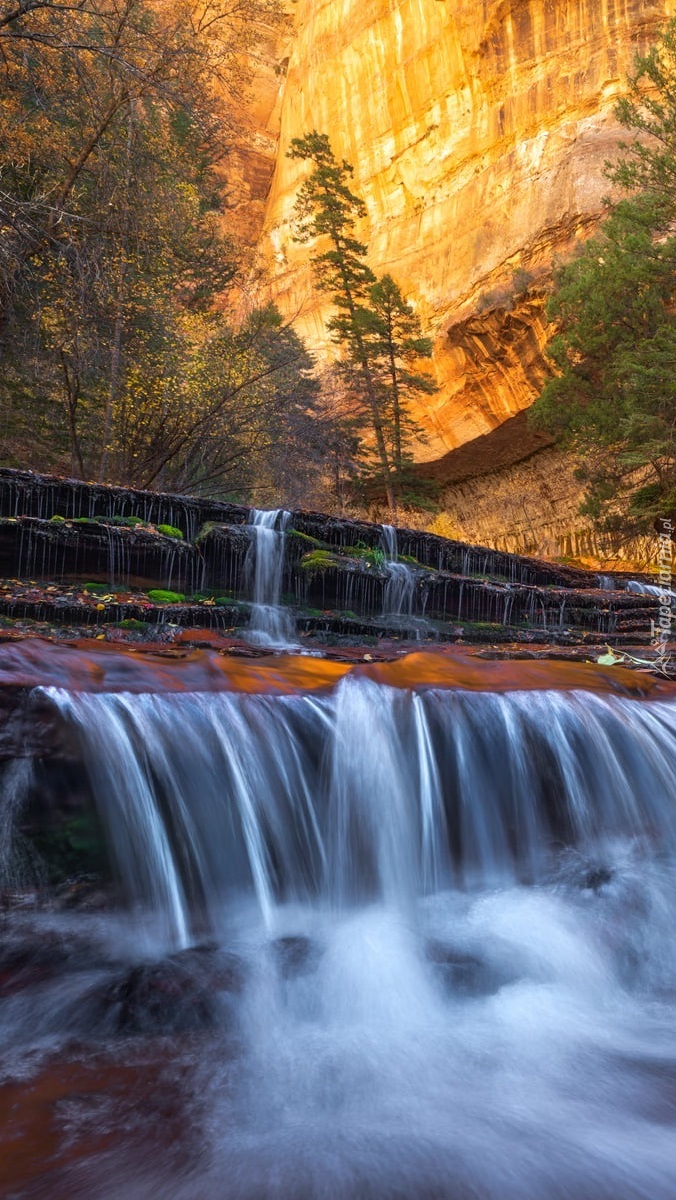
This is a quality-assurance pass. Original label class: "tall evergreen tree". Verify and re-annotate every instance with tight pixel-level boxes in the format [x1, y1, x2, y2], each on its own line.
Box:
[366, 274, 436, 479]
[287, 131, 398, 513]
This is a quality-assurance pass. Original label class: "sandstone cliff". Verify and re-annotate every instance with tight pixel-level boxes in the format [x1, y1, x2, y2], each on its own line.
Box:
[259, 0, 674, 458]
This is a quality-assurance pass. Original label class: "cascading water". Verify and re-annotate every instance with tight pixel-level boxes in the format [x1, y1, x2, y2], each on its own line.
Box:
[597, 573, 616, 590]
[245, 508, 295, 647]
[42, 679, 676, 942]
[626, 578, 675, 599]
[381, 523, 419, 632]
[3, 664, 676, 1198]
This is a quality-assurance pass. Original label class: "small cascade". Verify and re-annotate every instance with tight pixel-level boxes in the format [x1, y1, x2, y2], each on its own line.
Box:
[380, 523, 421, 633]
[627, 579, 675, 599]
[3, 659, 676, 1198]
[245, 509, 295, 648]
[42, 677, 676, 947]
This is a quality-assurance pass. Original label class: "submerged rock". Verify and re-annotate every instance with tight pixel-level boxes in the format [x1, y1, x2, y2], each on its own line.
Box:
[425, 939, 518, 997]
[271, 935, 321, 979]
[79, 945, 246, 1037]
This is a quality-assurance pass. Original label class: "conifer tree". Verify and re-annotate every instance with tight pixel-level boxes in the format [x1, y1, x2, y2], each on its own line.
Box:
[366, 274, 436, 479]
[288, 131, 397, 513]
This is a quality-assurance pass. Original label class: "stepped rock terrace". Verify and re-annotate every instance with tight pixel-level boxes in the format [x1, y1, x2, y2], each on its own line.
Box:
[0, 469, 665, 652]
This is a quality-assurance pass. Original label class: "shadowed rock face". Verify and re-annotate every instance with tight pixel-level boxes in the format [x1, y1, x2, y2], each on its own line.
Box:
[260, 0, 672, 455]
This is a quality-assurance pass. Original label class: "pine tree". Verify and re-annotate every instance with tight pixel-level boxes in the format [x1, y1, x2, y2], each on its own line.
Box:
[366, 274, 436, 481]
[287, 131, 397, 513]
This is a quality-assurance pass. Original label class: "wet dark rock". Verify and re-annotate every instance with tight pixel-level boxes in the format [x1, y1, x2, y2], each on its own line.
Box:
[79, 945, 246, 1036]
[51, 873, 116, 911]
[582, 866, 614, 893]
[425, 939, 517, 997]
[0, 926, 111, 996]
[271, 935, 321, 979]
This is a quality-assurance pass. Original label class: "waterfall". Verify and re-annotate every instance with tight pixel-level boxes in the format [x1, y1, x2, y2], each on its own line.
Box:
[4, 667, 676, 1199]
[381, 523, 397, 561]
[43, 678, 676, 945]
[381, 523, 419, 630]
[245, 509, 295, 647]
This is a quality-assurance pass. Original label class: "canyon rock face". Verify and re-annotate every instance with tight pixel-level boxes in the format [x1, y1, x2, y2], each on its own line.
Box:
[259, 0, 673, 460]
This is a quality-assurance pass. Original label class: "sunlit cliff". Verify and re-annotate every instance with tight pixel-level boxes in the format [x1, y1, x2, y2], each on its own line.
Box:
[254, 0, 670, 454]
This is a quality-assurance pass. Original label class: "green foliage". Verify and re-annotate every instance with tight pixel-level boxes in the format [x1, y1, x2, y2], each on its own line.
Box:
[191, 588, 222, 600]
[0, 0, 344, 509]
[83, 582, 107, 595]
[347, 542, 387, 568]
[156, 524, 183, 539]
[530, 20, 676, 531]
[116, 618, 150, 631]
[147, 589, 185, 604]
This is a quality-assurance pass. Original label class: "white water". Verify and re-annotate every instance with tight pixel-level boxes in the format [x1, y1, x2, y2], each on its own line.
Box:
[381, 523, 420, 632]
[4, 680, 676, 1197]
[44, 680, 676, 942]
[626, 579, 676, 600]
[245, 508, 295, 647]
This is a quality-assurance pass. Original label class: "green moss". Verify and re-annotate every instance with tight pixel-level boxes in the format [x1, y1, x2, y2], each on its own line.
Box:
[157, 524, 183, 539]
[300, 550, 341, 572]
[289, 530, 327, 549]
[147, 589, 185, 604]
[49, 514, 66, 523]
[116, 618, 150, 631]
[195, 521, 218, 543]
[83, 582, 108, 595]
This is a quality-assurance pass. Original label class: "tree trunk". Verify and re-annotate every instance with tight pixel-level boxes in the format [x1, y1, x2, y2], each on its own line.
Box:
[98, 100, 134, 482]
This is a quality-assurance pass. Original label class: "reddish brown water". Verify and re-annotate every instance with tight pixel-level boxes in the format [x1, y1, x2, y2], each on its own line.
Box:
[0, 637, 669, 699]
